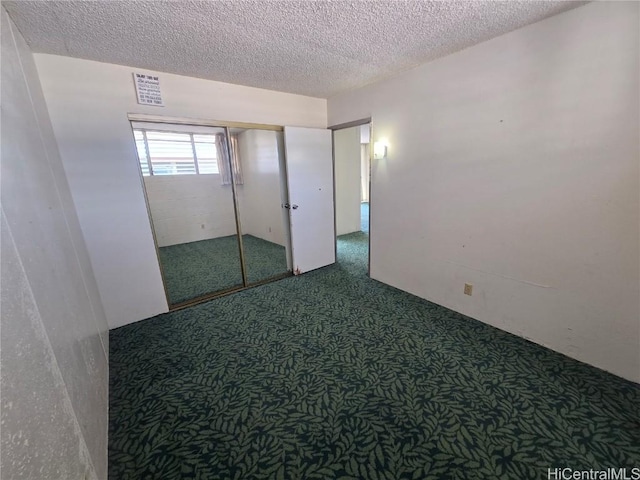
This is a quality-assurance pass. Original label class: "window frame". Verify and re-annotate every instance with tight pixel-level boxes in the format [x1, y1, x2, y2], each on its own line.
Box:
[132, 125, 221, 177]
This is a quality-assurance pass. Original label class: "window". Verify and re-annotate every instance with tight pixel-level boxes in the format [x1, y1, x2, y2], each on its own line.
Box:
[193, 134, 219, 175]
[133, 128, 220, 176]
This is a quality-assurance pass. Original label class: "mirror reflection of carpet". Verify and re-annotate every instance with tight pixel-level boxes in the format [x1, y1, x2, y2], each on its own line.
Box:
[159, 235, 287, 304]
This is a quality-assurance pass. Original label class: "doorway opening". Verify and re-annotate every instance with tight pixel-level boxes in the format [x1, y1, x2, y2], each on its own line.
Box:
[332, 121, 371, 275]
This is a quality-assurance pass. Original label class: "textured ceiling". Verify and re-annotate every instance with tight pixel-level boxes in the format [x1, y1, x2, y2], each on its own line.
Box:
[4, 1, 586, 98]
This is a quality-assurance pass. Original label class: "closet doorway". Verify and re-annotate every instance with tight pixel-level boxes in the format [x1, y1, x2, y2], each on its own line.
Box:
[131, 117, 335, 309]
[132, 120, 290, 307]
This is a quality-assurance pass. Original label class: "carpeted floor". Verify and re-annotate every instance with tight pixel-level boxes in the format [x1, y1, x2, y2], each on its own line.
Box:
[159, 235, 288, 305]
[110, 209, 639, 479]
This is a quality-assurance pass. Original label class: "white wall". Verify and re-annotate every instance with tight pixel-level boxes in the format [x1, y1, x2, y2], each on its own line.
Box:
[144, 175, 236, 247]
[328, 2, 640, 382]
[361, 143, 370, 203]
[35, 54, 327, 328]
[360, 124, 371, 202]
[334, 126, 362, 235]
[1, 9, 109, 479]
[237, 130, 287, 246]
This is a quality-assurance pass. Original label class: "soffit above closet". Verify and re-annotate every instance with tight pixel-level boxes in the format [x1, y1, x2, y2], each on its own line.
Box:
[4, 0, 586, 99]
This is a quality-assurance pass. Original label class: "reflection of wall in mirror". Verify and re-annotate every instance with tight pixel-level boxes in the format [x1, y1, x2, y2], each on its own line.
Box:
[144, 175, 236, 247]
[236, 130, 287, 246]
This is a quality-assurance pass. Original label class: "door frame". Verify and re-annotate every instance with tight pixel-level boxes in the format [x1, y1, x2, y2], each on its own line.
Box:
[329, 117, 373, 275]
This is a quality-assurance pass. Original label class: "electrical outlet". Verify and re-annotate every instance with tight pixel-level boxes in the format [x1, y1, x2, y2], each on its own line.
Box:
[464, 283, 473, 296]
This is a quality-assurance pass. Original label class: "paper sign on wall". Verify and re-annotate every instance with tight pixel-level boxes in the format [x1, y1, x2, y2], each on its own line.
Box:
[133, 72, 164, 106]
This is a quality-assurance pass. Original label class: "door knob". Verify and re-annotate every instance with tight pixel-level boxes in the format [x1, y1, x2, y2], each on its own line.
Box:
[283, 203, 299, 210]
[292, 204, 298, 210]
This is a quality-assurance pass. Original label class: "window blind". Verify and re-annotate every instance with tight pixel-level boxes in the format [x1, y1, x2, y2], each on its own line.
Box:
[132, 128, 220, 176]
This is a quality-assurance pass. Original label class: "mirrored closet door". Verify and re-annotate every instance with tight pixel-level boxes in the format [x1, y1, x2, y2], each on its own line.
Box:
[132, 120, 293, 307]
[232, 127, 291, 284]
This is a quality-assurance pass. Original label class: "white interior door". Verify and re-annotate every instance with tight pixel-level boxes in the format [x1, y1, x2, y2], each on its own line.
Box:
[284, 126, 335, 274]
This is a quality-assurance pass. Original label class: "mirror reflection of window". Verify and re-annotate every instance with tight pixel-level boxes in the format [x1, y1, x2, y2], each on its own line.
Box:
[216, 133, 243, 185]
[133, 129, 221, 176]
[131, 123, 243, 306]
[131, 121, 293, 308]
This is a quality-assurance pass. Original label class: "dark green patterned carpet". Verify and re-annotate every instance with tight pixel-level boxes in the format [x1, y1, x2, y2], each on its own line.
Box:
[110, 221, 639, 479]
[159, 235, 288, 305]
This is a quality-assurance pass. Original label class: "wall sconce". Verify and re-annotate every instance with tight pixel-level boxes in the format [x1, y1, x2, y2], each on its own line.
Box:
[373, 139, 389, 160]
